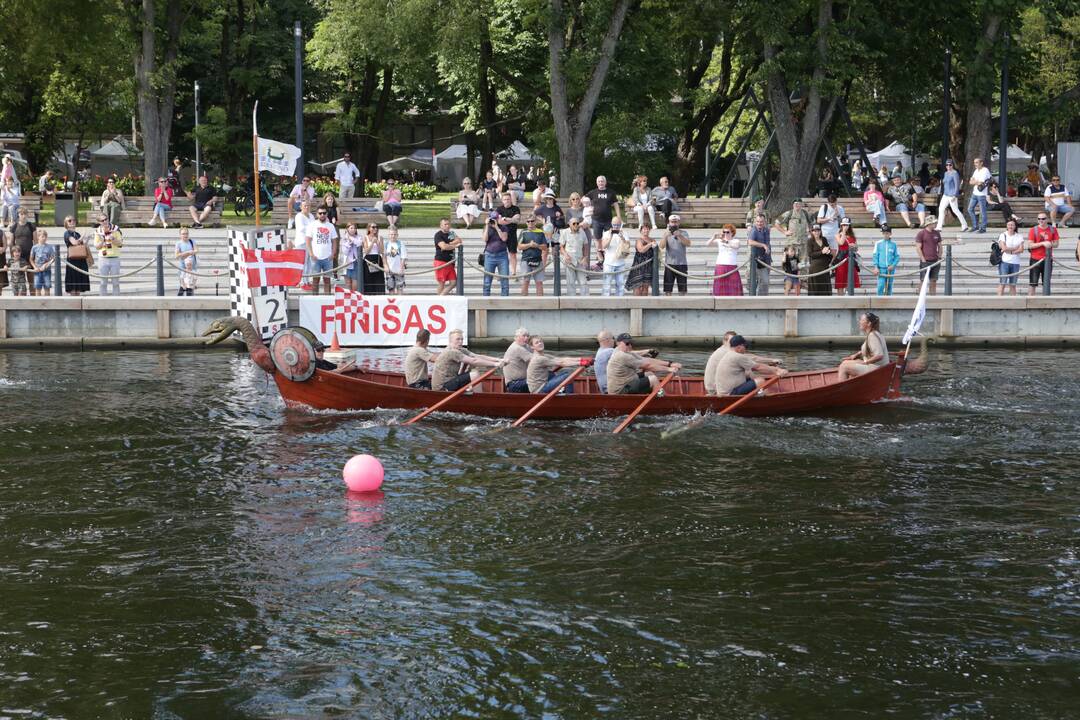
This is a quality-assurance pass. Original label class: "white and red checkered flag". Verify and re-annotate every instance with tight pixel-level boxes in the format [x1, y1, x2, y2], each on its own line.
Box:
[334, 286, 368, 325]
[241, 245, 306, 287]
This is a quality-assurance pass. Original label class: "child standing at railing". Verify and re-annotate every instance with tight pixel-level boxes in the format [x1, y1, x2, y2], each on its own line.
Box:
[871, 225, 900, 296]
[782, 244, 801, 296]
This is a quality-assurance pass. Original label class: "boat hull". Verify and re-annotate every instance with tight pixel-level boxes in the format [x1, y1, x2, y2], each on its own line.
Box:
[270, 362, 905, 419]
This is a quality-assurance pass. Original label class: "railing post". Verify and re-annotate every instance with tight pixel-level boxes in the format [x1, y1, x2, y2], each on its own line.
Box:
[455, 247, 464, 296]
[1044, 250, 1053, 296]
[553, 249, 562, 297]
[357, 253, 366, 293]
[156, 245, 165, 296]
[944, 245, 953, 296]
[352, 252, 362, 291]
[651, 252, 660, 296]
[53, 245, 62, 296]
[846, 253, 855, 296]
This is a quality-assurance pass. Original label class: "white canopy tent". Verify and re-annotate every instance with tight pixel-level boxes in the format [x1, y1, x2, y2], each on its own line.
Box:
[89, 137, 143, 177]
[378, 149, 433, 176]
[990, 144, 1033, 173]
[496, 141, 543, 166]
[433, 144, 480, 189]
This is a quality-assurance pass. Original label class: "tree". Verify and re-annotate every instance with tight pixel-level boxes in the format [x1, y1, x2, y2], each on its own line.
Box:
[125, 0, 190, 183]
[546, 0, 637, 193]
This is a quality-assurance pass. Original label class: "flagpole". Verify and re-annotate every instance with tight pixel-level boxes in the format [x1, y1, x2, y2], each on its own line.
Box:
[253, 101, 261, 229]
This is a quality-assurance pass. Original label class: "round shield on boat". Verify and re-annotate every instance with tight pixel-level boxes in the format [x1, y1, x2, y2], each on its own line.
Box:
[269, 328, 316, 382]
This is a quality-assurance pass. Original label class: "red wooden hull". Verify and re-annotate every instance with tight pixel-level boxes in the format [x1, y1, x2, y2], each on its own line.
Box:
[269, 362, 905, 419]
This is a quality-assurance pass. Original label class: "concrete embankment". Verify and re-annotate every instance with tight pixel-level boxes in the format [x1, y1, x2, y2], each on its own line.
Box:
[0, 296, 1078, 349]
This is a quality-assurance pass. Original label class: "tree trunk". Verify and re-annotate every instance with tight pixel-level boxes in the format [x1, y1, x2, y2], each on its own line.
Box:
[962, 14, 1001, 181]
[762, 0, 838, 215]
[477, 26, 498, 181]
[134, 0, 183, 183]
[547, 0, 634, 194]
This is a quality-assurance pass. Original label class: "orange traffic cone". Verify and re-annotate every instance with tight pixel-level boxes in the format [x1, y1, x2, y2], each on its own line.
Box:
[330, 331, 342, 352]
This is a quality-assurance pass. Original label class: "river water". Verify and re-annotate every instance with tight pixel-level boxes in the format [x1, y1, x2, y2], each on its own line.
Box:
[0, 347, 1077, 719]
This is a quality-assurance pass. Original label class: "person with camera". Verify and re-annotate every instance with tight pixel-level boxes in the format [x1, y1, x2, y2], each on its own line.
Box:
[482, 211, 511, 296]
[94, 214, 124, 295]
[966, 157, 992, 233]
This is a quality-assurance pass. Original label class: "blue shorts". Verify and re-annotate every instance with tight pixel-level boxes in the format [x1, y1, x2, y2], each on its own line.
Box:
[310, 256, 332, 274]
[728, 378, 757, 396]
[384, 202, 403, 216]
[34, 270, 51, 289]
[1045, 203, 1073, 214]
[998, 261, 1019, 285]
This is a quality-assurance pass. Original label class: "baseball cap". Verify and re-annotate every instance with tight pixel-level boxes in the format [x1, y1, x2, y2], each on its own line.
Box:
[668, 214, 681, 222]
[811, 223, 822, 231]
[840, 217, 852, 226]
[615, 332, 633, 344]
[489, 211, 499, 220]
[543, 188, 555, 198]
[880, 225, 892, 233]
[728, 334, 748, 348]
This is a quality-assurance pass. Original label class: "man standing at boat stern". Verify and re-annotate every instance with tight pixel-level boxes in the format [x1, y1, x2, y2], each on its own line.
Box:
[605, 333, 681, 394]
[502, 327, 533, 392]
[404, 329, 439, 389]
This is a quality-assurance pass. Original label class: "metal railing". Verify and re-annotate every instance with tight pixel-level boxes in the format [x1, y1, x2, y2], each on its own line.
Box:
[20, 242, 1074, 298]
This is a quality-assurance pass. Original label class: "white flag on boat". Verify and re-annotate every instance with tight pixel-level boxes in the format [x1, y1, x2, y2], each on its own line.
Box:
[902, 271, 931, 345]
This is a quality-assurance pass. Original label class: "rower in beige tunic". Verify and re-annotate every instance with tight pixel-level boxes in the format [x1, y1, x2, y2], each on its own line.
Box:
[605, 333, 682, 394]
[404, 329, 439, 389]
[430, 329, 502, 392]
[501, 327, 533, 393]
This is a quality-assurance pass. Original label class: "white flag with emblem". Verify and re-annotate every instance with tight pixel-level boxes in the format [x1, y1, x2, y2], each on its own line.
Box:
[257, 137, 302, 177]
[902, 270, 930, 345]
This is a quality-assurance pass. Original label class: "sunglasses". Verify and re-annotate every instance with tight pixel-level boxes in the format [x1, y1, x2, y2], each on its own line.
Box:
[1038, 217, 1048, 221]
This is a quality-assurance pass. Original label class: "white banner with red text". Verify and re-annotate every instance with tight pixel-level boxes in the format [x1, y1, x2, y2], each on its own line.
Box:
[298, 295, 468, 346]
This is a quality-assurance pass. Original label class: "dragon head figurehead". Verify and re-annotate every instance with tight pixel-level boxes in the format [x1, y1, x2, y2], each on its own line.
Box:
[203, 316, 274, 372]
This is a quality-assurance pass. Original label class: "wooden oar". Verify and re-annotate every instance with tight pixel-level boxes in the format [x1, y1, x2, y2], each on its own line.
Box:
[612, 370, 677, 434]
[661, 373, 784, 439]
[403, 367, 498, 424]
[510, 365, 587, 428]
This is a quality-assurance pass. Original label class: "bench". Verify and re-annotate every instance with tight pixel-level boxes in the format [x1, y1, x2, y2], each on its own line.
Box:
[88, 196, 225, 227]
[270, 197, 381, 227]
[2, 195, 43, 225]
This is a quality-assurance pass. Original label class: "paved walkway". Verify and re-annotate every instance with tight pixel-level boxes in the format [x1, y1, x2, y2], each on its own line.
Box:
[37, 223, 1080, 297]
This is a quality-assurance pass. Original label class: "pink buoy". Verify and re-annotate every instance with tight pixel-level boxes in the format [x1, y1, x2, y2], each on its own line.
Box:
[343, 454, 384, 493]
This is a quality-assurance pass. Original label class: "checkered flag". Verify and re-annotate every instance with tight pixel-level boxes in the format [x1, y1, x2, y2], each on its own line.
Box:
[334, 286, 368, 328]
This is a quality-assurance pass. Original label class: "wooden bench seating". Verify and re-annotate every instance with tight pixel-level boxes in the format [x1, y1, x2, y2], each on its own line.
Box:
[88, 196, 225, 227]
[2, 195, 43, 224]
[269, 197, 381, 227]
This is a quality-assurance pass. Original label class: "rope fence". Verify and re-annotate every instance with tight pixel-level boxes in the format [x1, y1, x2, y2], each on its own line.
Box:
[31, 241, 1080, 297]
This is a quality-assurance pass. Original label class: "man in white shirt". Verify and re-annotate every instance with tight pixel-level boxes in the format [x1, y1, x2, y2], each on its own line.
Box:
[965, 157, 992, 234]
[1043, 174, 1074, 227]
[335, 153, 361, 199]
[288, 176, 316, 227]
[304, 206, 338, 294]
[38, 170, 54, 195]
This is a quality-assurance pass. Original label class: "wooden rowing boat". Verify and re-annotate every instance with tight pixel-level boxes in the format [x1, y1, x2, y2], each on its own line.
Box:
[269, 361, 905, 418]
[203, 317, 910, 420]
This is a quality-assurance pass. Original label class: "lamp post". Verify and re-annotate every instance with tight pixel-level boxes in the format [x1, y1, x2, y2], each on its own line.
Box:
[194, 81, 201, 178]
[942, 47, 951, 168]
[999, 32, 1010, 187]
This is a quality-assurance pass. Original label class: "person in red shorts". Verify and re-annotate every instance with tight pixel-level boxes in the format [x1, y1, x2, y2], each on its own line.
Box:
[1027, 213, 1059, 296]
[433, 217, 461, 295]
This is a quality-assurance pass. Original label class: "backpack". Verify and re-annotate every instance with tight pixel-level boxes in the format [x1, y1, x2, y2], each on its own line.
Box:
[989, 241, 1002, 266]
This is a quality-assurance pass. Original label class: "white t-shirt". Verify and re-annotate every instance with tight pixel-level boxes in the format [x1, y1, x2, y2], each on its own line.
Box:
[385, 237, 408, 274]
[593, 346, 614, 393]
[998, 231, 1024, 264]
[713, 237, 740, 266]
[970, 167, 992, 197]
[1043, 184, 1070, 207]
[293, 212, 313, 248]
[305, 221, 338, 260]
